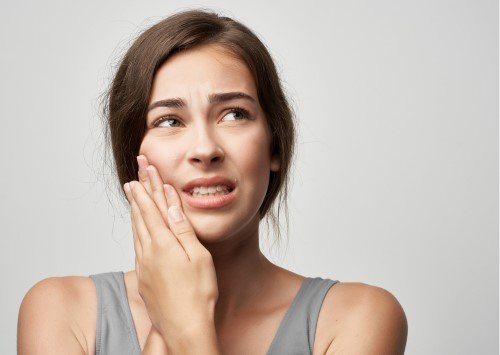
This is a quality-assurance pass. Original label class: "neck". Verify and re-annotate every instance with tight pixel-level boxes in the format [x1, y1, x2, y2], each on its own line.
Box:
[199, 214, 276, 323]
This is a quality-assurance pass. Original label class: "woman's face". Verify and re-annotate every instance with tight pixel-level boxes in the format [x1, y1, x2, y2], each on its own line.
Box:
[140, 44, 280, 243]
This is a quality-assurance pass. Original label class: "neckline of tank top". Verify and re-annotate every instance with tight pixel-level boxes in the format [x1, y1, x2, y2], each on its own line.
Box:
[117, 271, 315, 354]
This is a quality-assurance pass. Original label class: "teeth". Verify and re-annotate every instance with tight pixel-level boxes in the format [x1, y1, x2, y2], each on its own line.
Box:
[192, 190, 230, 197]
[190, 184, 231, 195]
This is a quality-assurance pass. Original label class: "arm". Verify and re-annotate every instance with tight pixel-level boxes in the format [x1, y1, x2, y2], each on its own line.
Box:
[325, 286, 408, 355]
[17, 277, 87, 355]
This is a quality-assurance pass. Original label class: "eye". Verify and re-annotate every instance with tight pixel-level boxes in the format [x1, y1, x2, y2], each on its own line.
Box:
[222, 107, 252, 122]
[152, 116, 182, 128]
[151, 107, 252, 128]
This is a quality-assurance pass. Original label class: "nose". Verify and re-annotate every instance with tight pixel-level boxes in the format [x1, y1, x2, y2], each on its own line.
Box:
[186, 122, 224, 168]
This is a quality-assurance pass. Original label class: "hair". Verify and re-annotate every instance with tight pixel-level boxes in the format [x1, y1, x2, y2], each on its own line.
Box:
[98, 8, 297, 257]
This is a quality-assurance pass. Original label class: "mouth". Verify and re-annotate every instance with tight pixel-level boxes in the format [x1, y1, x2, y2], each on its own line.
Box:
[182, 186, 237, 209]
[187, 185, 235, 197]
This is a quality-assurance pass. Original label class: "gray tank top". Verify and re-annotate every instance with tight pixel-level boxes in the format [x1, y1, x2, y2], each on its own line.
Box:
[89, 271, 340, 355]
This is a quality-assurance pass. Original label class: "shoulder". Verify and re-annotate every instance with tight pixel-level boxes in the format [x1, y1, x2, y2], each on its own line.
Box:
[18, 275, 96, 355]
[321, 281, 408, 355]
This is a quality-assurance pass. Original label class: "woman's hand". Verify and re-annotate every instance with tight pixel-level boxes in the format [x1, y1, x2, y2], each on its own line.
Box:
[124, 155, 219, 347]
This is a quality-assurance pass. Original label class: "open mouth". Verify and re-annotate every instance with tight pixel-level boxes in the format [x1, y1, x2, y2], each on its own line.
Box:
[189, 186, 235, 197]
[182, 186, 237, 209]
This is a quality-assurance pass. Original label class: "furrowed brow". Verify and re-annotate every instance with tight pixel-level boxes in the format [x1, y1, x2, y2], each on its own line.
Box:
[147, 98, 185, 112]
[147, 91, 256, 112]
[208, 92, 256, 104]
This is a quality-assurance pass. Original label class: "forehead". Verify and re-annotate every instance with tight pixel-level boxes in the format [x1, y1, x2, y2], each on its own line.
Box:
[149, 44, 257, 103]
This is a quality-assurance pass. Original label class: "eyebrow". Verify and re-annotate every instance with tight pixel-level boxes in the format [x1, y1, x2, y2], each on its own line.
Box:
[146, 91, 256, 113]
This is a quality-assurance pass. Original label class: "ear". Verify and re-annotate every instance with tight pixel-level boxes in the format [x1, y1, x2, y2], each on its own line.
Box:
[270, 154, 280, 172]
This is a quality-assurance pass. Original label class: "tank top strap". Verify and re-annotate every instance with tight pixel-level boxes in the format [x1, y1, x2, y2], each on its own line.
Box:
[89, 272, 338, 355]
[89, 271, 141, 355]
[266, 277, 340, 355]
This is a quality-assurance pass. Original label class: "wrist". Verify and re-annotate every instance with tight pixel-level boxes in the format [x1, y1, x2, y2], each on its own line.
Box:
[165, 321, 220, 355]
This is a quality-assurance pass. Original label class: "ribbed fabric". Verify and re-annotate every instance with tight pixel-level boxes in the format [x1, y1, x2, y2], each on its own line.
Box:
[89, 272, 141, 355]
[89, 271, 339, 355]
[266, 277, 340, 354]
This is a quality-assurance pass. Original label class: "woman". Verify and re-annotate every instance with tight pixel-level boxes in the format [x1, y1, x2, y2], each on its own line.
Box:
[18, 9, 407, 354]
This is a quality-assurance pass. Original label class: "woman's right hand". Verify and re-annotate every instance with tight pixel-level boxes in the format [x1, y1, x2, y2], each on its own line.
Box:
[136, 156, 169, 355]
[142, 324, 169, 354]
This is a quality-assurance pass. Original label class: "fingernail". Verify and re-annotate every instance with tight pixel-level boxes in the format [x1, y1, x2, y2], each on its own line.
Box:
[146, 165, 154, 179]
[165, 184, 175, 198]
[124, 183, 130, 193]
[168, 205, 183, 222]
[137, 156, 148, 171]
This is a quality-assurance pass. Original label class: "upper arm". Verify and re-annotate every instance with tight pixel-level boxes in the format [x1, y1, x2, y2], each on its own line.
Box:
[17, 277, 87, 355]
[326, 285, 408, 355]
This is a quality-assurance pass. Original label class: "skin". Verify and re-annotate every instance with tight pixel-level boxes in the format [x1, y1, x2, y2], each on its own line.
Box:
[128, 43, 283, 348]
[119, 42, 408, 355]
[139, 43, 281, 318]
[15, 43, 408, 355]
[124, 169, 220, 352]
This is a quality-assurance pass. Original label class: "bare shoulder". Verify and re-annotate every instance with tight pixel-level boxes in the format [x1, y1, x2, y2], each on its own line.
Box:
[17, 275, 96, 355]
[321, 281, 408, 355]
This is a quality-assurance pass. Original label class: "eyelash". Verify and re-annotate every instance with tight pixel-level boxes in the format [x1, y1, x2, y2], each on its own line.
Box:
[151, 106, 252, 128]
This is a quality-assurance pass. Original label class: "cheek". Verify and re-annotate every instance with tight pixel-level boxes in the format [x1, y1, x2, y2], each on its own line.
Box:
[238, 127, 271, 187]
[139, 137, 183, 182]
[246, 141, 269, 173]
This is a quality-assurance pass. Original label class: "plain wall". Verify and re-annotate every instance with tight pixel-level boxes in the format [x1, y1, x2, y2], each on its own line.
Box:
[1, 1, 498, 354]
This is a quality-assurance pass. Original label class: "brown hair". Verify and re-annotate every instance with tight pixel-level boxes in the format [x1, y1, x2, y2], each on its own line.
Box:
[99, 8, 297, 255]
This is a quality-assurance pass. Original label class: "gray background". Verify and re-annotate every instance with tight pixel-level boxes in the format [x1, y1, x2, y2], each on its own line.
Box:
[1, 1, 498, 354]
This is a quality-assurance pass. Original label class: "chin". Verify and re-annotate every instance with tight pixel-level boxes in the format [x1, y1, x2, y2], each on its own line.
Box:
[182, 203, 258, 243]
[192, 228, 235, 245]
[187, 214, 235, 242]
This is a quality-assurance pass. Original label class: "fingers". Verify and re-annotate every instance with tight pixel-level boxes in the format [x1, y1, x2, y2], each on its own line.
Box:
[164, 184, 207, 260]
[127, 157, 196, 261]
[164, 183, 182, 208]
[131, 209, 142, 258]
[129, 180, 186, 258]
[124, 182, 151, 252]
[124, 183, 142, 276]
[137, 155, 153, 196]
[146, 165, 171, 228]
[138, 156, 170, 228]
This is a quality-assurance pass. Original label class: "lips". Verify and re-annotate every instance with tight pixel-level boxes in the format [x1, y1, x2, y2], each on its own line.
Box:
[182, 187, 237, 209]
[182, 176, 236, 194]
